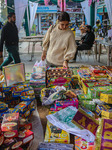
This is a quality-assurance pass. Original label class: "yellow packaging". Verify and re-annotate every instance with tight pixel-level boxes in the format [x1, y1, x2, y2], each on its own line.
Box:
[81, 81, 88, 94]
[100, 92, 112, 104]
[101, 110, 112, 119]
[44, 121, 70, 143]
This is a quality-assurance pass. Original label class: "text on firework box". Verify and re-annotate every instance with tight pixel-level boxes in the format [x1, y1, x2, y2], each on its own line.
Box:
[72, 108, 99, 135]
[99, 119, 112, 149]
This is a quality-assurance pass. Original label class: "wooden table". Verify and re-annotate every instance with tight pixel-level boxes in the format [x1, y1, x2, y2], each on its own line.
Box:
[19, 38, 43, 61]
[95, 39, 112, 66]
[21, 35, 44, 39]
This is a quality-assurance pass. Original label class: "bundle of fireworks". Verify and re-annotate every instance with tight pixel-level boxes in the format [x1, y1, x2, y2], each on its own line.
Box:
[0, 102, 9, 122]
[44, 121, 70, 143]
[95, 104, 112, 119]
[12, 101, 35, 119]
[78, 93, 92, 101]
[38, 142, 73, 150]
[100, 91, 112, 104]
[81, 79, 112, 94]
[77, 69, 91, 84]
[30, 67, 46, 99]
[50, 98, 78, 111]
[79, 100, 96, 112]
[46, 68, 72, 89]
[75, 136, 95, 150]
[88, 85, 112, 99]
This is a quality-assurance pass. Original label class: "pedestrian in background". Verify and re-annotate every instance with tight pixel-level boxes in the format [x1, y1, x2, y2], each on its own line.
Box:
[0, 12, 21, 71]
[79, 21, 87, 36]
[41, 12, 76, 68]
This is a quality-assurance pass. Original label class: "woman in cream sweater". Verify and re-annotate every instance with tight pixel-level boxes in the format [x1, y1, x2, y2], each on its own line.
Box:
[41, 12, 76, 68]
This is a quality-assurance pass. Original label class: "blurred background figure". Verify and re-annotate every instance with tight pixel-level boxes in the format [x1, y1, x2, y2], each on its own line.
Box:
[79, 21, 86, 37]
[93, 20, 101, 37]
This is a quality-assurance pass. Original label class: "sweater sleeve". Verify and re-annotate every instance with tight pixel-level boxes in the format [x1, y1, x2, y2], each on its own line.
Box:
[64, 32, 77, 61]
[42, 25, 52, 54]
[0, 26, 6, 52]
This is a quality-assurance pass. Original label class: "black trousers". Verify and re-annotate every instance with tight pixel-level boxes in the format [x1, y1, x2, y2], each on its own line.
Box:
[74, 42, 91, 60]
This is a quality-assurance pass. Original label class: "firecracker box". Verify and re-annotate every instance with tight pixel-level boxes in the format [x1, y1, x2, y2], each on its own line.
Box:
[95, 104, 112, 119]
[82, 79, 112, 94]
[78, 94, 92, 101]
[1, 113, 19, 138]
[18, 129, 34, 145]
[100, 91, 112, 104]
[38, 142, 73, 150]
[88, 86, 112, 99]
[75, 136, 95, 150]
[79, 100, 96, 112]
[0, 137, 23, 149]
[44, 121, 70, 143]
[46, 68, 72, 89]
[50, 98, 78, 111]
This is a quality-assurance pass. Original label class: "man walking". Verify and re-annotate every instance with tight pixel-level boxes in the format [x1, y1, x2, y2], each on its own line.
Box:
[0, 12, 21, 71]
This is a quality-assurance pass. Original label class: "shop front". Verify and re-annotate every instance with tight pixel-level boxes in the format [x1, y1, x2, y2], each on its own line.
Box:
[36, 6, 57, 34]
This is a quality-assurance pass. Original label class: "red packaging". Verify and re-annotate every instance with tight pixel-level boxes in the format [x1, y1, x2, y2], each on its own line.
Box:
[1, 113, 19, 138]
[18, 130, 34, 145]
[1, 138, 23, 149]
[0, 134, 4, 146]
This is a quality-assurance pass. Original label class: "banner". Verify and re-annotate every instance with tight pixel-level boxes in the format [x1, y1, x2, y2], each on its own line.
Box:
[14, 0, 28, 31]
[29, 1, 38, 31]
[81, 0, 90, 25]
[104, 0, 112, 25]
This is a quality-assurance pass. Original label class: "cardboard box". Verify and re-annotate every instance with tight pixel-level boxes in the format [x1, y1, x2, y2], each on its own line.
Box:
[18, 129, 34, 145]
[95, 104, 112, 119]
[44, 121, 70, 143]
[1, 113, 19, 138]
[100, 91, 112, 104]
[88, 86, 112, 99]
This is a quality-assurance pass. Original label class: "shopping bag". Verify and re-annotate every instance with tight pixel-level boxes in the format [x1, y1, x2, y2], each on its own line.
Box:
[32, 60, 46, 73]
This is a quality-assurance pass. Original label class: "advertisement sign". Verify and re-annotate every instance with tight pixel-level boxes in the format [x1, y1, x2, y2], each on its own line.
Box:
[37, 6, 57, 13]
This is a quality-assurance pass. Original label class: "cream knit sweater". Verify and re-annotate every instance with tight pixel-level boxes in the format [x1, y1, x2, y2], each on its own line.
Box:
[42, 24, 77, 65]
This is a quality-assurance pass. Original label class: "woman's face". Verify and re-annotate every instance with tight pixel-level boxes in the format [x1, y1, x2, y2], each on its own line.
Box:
[58, 21, 69, 30]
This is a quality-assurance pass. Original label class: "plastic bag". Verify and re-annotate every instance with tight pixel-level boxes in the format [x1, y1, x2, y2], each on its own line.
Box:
[32, 60, 46, 73]
[34, 60, 46, 67]
[42, 86, 66, 105]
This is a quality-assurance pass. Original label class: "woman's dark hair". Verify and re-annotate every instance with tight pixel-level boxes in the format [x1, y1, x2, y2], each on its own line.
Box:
[58, 12, 70, 22]
[7, 12, 15, 19]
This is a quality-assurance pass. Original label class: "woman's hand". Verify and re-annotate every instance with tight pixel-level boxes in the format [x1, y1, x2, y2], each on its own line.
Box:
[63, 60, 68, 68]
[41, 52, 46, 61]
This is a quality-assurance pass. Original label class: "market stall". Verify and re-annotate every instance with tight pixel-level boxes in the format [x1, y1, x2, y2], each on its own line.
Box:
[0, 62, 112, 149]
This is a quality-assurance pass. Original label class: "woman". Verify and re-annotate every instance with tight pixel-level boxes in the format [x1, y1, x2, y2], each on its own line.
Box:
[41, 12, 76, 68]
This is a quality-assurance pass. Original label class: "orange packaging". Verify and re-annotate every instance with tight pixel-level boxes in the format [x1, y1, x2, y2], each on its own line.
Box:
[75, 136, 95, 150]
